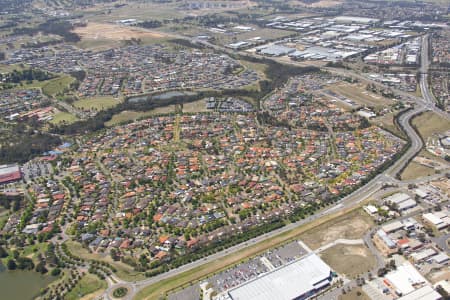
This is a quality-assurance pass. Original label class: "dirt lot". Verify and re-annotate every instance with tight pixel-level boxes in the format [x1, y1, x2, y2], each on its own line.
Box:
[401, 161, 436, 180]
[339, 287, 371, 300]
[299, 209, 373, 250]
[320, 244, 376, 278]
[431, 179, 450, 197]
[294, 0, 343, 7]
[73, 22, 166, 41]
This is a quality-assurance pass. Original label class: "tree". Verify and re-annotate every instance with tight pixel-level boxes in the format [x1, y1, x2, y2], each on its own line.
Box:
[51, 268, 61, 276]
[17, 257, 35, 270]
[436, 285, 449, 298]
[7, 259, 17, 270]
[0, 246, 8, 258]
[35, 261, 48, 274]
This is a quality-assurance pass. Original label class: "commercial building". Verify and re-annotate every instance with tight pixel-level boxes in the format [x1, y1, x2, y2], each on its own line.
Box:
[226, 253, 332, 300]
[0, 164, 22, 185]
[373, 229, 398, 256]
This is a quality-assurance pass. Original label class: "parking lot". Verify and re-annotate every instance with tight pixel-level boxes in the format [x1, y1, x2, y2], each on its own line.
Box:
[22, 161, 53, 182]
[170, 240, 308, 299]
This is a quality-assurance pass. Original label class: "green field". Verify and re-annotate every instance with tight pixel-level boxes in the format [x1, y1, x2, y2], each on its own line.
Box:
[50, 112, 79, 125]
[65, 274, 107, 300]
[42, 76, 75, 96]
[73, 96, 121, 111]
[65, 241, 145, 282]
[105, 110, 161, 127]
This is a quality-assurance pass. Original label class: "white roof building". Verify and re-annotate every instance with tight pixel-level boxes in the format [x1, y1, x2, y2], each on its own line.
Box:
[423, 212, 450, 230]
[410, 248, 437, 262]
[227, 253, 332, 300]
[397, 285, 442, 300]
[385, 262, 427, 295]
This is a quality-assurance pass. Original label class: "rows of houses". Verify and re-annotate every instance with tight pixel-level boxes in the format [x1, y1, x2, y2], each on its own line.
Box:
[6, 75, 402, 264]
[5, 44, 259, 98]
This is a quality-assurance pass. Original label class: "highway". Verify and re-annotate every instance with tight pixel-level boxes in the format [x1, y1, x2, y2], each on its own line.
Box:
[94, 34, 450, 300]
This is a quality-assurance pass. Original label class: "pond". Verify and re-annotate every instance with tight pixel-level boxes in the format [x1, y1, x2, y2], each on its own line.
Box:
[0, 263, 55, 300]
[128, 91, 197, 103]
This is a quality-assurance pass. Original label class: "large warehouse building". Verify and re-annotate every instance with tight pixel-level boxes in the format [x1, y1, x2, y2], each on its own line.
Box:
[226, 253, 332, 300]
[0, 164, 22, 185]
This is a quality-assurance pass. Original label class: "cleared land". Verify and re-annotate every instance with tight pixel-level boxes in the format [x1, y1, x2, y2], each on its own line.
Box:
[65, 274, 107, 300]
[320, 244, 376, 278]
[74, 23, 166, 41]
[412, 111, 450, 139]
[182, 99, 208, 113]
[339, 287, 371, 300]
[134, 206, 371, 300]
[105, 110, 168, 127]
[73, 96, 121, 111]
[325, 82, 393, 108]
[293, 0, 343, 7]
[401, 161, 436, 180]
[298, 209, 373, 250]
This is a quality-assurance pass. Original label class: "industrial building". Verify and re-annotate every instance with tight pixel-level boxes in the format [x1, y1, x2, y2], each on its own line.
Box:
[0, 164, 22, 185]
[258, 45, 296, 57]
[384, 262, 441, 299]
[422, 211, 450, 230]
[225, 253, 332, 300]
[384, 192, 417, 212]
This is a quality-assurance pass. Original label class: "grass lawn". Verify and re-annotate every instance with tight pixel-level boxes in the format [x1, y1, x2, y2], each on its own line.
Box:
[50, 112, 79, 125]
[105, 110, 168, 127]
[0, 64, 26, 73]
[182, 99, 208, 113]
[65, 274, 107, 300]
[401, 161, 435, 180]
[134, 206, 371, 300]
[239, 60, 267, 80]
[339, 287, 371, 300]
[42, 75, 75, 96]
[372, 111, 406, 139]
[65, 240, 145, 282]
[73, 96, 121, 111]
[326, 82, 392, 109]
[320, 244, 376, 278]
[412, 111, 450, 140]
[298, 209, 373, 250]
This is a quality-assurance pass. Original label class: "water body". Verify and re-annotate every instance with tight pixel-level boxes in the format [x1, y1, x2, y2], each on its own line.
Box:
[0, 264, 55, 300]
[152, 91, 196, 100]
[128, 91, 197, 103]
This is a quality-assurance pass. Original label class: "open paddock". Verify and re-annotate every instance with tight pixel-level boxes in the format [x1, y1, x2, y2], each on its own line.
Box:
[320, 244, 376, 278]
[73, 22, 166, 42]
[298, 208, 373, 250]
